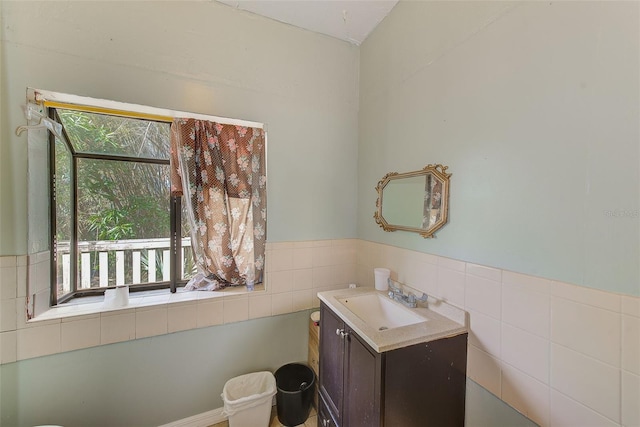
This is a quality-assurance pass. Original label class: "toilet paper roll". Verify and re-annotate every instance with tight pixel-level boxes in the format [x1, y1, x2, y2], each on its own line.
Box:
[103, 285, 129, 308]
[374, 268, 390, 291]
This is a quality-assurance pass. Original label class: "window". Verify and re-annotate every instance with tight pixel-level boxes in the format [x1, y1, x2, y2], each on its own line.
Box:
[50, 108, 194, 304]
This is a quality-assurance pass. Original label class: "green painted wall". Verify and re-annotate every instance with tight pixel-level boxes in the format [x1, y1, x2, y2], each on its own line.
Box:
[0, 311, 310, 427]
[358, 1, 639, 296]
[466, 379, 537, 427]
[0, 0, 360, 256]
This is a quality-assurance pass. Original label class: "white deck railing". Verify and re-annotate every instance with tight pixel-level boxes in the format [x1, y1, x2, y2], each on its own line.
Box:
[57, 237, 193, 291]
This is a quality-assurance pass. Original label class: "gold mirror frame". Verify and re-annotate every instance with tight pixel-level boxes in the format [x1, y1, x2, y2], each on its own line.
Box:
[374, 164, 451, 238]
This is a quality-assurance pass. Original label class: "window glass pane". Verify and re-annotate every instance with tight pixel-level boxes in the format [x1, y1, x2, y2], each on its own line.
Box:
[57, 110, 170, 159]
[55, 137, 73, 298]
[76, 158, 170, 287]
[181, 202, 195, 281]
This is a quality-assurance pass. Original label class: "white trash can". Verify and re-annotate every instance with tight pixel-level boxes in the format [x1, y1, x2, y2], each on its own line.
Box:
[222, 371, 276, 427]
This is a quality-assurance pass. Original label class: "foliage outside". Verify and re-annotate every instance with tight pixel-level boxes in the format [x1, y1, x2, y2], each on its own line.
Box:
[54, 110, 193, 291]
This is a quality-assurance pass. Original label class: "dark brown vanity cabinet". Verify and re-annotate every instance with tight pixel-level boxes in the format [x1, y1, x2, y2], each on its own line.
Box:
[318, 302, 468, 427]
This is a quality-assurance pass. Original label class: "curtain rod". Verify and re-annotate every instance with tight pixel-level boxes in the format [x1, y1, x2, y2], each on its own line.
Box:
[43, 101, 173, 123]
[29, 88, 265, 129]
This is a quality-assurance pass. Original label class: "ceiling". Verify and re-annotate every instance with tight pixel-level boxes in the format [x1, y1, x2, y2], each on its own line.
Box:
[216, 0, 399, 45]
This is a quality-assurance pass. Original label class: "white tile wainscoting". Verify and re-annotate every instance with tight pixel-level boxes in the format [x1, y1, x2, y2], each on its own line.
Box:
[0, 239, 358, 362]
[1, 238, 639, 427]
[354, 240, 639, 427]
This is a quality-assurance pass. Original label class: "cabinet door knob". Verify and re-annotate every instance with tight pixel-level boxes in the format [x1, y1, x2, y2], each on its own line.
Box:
[335, 328, 349, 338]
[322, 418, 330, 426]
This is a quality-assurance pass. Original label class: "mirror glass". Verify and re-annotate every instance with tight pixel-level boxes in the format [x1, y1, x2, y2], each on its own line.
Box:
[375, 164, 451, 238]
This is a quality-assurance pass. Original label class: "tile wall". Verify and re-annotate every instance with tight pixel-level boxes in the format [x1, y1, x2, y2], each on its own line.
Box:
[0, 239, 357, 362]
[1, 238, 638, 427]
[355, 240, 640, 427]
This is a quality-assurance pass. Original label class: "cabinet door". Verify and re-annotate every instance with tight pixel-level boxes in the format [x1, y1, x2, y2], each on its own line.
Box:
[344, 328, 381, 427]
[319, 303, 345, 425]
[318, 392, 338, 427]
[384, 333, 468, 427]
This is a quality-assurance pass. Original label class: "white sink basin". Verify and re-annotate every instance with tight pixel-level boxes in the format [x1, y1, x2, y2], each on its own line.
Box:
[337, 292, 427, 331]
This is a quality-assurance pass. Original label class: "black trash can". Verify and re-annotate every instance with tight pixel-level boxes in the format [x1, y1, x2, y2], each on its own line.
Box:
[274, 363, 316, 426]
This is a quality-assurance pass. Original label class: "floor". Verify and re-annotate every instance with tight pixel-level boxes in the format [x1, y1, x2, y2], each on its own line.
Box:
[210, 406, 317, 427]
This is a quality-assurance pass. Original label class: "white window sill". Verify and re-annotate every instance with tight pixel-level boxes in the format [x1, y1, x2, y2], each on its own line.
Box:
[29, 284, 265, 323]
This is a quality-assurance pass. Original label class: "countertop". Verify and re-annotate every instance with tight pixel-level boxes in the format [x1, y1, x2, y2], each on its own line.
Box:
[317, 287, 468, 353]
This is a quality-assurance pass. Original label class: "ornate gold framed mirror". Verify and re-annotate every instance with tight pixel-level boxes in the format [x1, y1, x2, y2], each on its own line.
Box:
[374, 164, 451, 238]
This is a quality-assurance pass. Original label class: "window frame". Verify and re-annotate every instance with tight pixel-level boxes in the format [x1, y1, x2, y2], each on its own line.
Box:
[30, 88, 265, 307]
[49, 108, 184, 305]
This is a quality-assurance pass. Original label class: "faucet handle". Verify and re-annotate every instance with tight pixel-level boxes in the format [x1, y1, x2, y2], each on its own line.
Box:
[408, 292, 428, 304]
[388, 279, 402, 294]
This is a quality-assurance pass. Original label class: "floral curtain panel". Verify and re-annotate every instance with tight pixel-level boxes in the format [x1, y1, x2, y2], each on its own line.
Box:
[171, 119, 266, 290]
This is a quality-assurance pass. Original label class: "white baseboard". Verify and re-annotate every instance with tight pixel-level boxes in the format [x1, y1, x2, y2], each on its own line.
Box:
[160, 396, 278, 427]
[158, 407, 226, 427]
[159, 399, 278, 427]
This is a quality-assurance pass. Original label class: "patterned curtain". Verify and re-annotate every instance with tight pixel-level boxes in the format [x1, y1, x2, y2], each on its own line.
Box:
[170, 119, 266, 290]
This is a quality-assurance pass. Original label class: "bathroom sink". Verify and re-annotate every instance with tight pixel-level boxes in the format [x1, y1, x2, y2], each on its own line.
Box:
[337, 292, 427, 331]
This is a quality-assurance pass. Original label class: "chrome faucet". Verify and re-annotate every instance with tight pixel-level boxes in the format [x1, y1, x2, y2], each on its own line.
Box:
[387, 279, 428, 308]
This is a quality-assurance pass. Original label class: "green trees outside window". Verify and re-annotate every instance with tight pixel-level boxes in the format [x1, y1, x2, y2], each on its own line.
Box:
[52, 109, 193, 303]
